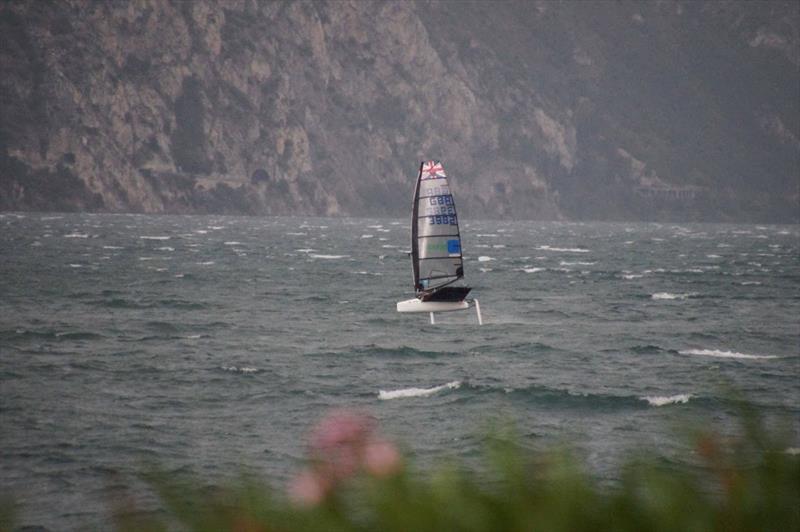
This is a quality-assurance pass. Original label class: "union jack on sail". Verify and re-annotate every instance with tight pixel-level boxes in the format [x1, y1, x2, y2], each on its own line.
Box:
[421, 160, 446, 180]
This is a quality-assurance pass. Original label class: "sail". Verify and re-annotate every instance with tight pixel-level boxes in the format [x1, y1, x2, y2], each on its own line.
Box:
[411, 160, 465, 293]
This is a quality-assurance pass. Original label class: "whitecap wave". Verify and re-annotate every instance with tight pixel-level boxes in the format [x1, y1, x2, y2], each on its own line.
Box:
[378, 381, 461, 400]
[309, 254, 349, 259]
[679, 349, 778, 360]
[477, 256, 494, 262]
[651, 292, 695, 300]
[64, 233, 89, 238]
[641, 393, 692, 407]
[140, 235, 170, 240]
[537, 245, 590, 253]
[221, 366, 259, 374]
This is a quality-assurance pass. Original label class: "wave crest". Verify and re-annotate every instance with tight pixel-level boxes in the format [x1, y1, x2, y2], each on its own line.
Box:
[652, 292, 696, 300]
[220, 366, 259, 374]
[641, 393, 693, 407]
[378, 381, 461, 400]
[679, 349, 778, 360]
[537, 245, 590, 253]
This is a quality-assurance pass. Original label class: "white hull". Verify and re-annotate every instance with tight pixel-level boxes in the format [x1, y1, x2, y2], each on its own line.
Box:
[396, 298, 470, 313]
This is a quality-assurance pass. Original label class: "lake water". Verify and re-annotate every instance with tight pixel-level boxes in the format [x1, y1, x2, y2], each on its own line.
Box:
[1, 213, 798, 530]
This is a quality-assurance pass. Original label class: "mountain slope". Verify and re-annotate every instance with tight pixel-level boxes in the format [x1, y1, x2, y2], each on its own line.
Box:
[1, 0, 797, 221]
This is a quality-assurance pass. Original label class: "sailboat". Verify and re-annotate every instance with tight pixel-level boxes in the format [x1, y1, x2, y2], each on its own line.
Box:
[396, 160, 482, 324]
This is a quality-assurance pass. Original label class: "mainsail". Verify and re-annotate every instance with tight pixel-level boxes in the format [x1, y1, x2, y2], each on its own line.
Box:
[411, 161, 465, 294]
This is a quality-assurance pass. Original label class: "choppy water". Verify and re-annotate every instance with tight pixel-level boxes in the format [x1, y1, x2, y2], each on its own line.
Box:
[1, 213, 798, 530]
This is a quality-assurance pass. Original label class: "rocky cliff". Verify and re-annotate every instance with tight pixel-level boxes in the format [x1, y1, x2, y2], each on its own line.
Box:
[1, 0, 798, 221]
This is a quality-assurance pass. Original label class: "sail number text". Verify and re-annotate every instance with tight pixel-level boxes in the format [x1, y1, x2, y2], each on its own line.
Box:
[428, 195, 454, 206]
[428, 215, 458, 225]
[422, 204, 456, 216]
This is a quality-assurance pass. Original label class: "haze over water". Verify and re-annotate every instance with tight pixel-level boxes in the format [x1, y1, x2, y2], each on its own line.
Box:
[1, 212, 798, 530]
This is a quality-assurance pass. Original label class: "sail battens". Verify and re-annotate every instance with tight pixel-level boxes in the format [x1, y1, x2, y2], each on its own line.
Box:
[417, 194, 453, 200]
[409, 160, 466, 293]
[417, 234, 460, 239]
[421, 276, 459, 283]
[419, 213, 458, 218]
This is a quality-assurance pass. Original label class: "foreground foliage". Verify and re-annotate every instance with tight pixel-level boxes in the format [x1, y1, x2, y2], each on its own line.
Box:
[6, 407, 799, 531]
[108, 407, 799, 532]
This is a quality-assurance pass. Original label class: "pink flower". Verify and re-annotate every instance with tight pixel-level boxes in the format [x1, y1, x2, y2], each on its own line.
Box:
[287, 468, 330, 507]
[364, 439, 402, 477]
[310, 409, 375, 453]
[309, 409, 375, 479]
[288, 409, 405, 505]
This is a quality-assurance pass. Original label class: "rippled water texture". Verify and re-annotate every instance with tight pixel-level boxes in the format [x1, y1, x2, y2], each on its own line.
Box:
[1, 213, 798, 529]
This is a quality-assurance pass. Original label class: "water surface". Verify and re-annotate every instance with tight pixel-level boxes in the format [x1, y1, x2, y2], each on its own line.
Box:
[1, 213, 798, 529]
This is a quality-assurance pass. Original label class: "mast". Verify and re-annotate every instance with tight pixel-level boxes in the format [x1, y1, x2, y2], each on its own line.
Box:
[410, 161, 423, 291]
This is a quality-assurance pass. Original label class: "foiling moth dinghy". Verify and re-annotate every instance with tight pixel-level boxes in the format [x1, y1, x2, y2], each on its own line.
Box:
[396, 160, 483, 325]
